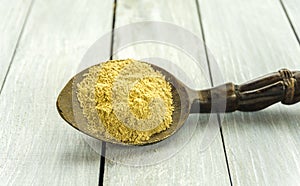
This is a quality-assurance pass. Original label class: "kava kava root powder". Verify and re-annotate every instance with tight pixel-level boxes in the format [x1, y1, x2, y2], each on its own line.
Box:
[77, 59, 174, 144]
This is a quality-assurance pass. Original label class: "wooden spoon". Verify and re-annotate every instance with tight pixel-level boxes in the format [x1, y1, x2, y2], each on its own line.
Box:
[56, 61, 300, 145]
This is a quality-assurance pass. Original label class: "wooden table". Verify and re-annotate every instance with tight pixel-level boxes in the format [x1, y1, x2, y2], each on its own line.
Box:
[1, 0, 300, 185]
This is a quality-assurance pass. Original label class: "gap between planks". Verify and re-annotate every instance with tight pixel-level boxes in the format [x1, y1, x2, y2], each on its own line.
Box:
[0, 0, 34, 96]
[279, 0, 300, 45]
[195, 0, 233, 185]
[99, 0, 118, 185]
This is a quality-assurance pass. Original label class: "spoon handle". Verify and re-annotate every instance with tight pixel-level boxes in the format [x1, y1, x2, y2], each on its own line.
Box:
[190, 69, 300, 113]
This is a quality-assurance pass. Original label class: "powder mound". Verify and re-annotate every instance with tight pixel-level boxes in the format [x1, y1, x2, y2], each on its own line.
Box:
[77, 59, 174, 144]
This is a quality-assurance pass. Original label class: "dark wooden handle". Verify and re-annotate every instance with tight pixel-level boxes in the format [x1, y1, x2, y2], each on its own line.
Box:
[190, 69, 300, 113]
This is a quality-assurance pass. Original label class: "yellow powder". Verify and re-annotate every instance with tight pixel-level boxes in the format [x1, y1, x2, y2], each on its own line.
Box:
[129, 77, 173, 121]
[77, 59, 174, 144]
[76, 65, 106, 136]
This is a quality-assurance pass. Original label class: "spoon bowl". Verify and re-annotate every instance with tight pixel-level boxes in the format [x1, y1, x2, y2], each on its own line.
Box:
[56, 62, 191, 146]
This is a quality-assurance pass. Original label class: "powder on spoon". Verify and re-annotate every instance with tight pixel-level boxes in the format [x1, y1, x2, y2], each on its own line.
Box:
[77, 59, 174, 144]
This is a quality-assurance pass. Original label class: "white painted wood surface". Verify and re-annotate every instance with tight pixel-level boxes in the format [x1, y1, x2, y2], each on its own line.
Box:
[0, 0, 113, 185]
[103, 0, 230, 185]
[2, 0, 300, 185]
[198, 0, 300, 185]
[0, 0, 32, 88]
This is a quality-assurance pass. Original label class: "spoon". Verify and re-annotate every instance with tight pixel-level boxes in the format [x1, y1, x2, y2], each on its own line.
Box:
[56, 61, 300, 146]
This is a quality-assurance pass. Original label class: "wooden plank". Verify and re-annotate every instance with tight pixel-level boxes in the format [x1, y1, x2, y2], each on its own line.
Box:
[282, 0, 300, 38]
[198, 0, 300, 185]
[0, 0, 113, 185]
[103, 0, 231, 185]
[0, 0, 32, 89]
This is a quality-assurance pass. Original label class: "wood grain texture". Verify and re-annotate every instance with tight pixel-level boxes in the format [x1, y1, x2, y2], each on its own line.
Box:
[198, 0, 300, 185]
[0, 0, 113, 185]
[0, 0, 32, 88]
[103, 0, 231, 185]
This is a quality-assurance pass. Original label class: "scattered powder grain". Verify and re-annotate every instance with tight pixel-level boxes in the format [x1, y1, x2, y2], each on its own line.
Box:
[77, 59, 174, 144]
